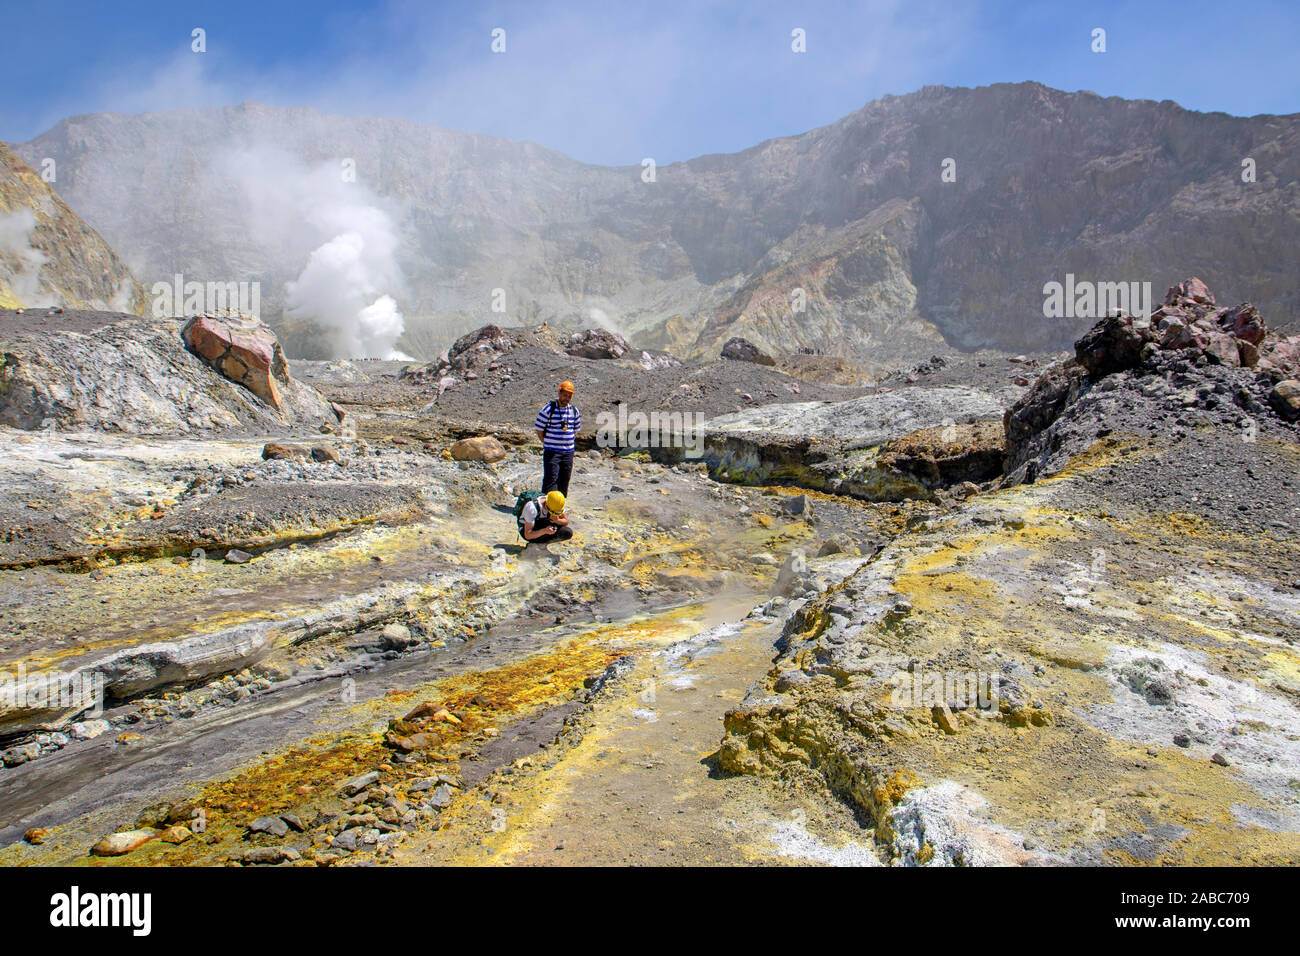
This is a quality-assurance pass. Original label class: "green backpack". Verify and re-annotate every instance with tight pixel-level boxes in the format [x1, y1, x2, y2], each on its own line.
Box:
[512, 489, 545, 534]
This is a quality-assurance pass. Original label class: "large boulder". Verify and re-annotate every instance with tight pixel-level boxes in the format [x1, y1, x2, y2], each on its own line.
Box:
[1270, 380, 1300, 422]
[679, 387, 1004, 501]
[1073, 314, 1153, 378]
[565, 328, 628, 360]
[1215, 303, 1265, 347]
[720, 337, 776, 366]
[446, 324, 514, 371]
[181, 312, 288, 409]
[449, 435, 508, 462]
[262, 442, 308, 460]
[1164, 276, 1216, 312]
[706, 386, 1001, 445]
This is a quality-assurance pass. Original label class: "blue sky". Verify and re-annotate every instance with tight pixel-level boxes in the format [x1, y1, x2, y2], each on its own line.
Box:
[4, 0, 1299, 164]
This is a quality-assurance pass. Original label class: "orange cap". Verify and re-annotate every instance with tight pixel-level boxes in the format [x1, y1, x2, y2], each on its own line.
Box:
[558, 381, 575, 394]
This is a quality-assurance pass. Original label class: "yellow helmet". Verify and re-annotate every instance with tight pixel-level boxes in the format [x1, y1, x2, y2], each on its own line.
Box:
[545, 491, 566, 514]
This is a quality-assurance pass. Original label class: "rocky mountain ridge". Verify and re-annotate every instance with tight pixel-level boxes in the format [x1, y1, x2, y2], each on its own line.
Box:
[0, 144, 143, 313]
[15, 83, 1299, 365]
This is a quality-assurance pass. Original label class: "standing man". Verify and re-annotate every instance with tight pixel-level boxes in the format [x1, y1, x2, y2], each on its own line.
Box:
[535, 380, 580, 498]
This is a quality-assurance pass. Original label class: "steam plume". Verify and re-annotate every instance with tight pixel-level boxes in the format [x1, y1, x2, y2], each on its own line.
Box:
[220, 147, 411, 360]
[0, 208, 52, 306]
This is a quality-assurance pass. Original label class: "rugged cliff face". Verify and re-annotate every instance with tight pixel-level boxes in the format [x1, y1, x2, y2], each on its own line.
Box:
[15, 83, 1300, 364]
[0, 144, 144, 313]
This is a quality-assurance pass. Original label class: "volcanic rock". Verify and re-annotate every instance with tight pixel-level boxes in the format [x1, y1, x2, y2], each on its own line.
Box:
[1005, 278, 1300, 480]
[181, 312, 288, 409]
[1074, 313, 1154, 378]
[1166, 277, 1216, 310]
[720, 337, 776, 366]
[1259, 336, 1300, 381]
[1270, 381, 1300, 421]
[1216, 303, 1265, 347]
[379, 623, 415, 650]
[0, 312, 332, 434]
[160, 825, 193, 844]
[450, 435, 507, 462]
[877, 421, 1005, 487]
[91, 829, 157, 857]
[263, 442, 308, 460]
[338, 772, 379, 797]
[565, 328, 628, 360]
[240, 847, 301, 865]
[447, 324, 513, 370]
[249, 815, 289, 837]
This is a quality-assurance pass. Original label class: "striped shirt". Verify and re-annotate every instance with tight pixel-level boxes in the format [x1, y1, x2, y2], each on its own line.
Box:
[535, 401, 581, 452]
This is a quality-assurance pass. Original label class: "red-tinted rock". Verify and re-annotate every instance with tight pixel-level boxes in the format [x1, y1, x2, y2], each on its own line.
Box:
[1259, 335, 1300, 381]
[181, 313, 289, 410]
[1214, 303, 1265, 346]
[1203, 330, 1240, 367]
[262, 442, 308, 460]
[1158, 319, 1194, 350]
[1150, 305, 1188, 328]
[1164, 277, 1215, 308]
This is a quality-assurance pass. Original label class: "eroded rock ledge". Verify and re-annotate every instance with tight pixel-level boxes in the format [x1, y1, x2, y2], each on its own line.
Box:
[0, 310, 332, 434]
[655, 386, 1008, 501]
[717, 417, 1300, 865]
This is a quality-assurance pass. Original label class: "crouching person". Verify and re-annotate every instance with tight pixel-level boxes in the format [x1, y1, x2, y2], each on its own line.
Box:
[519, 490, 573, 545]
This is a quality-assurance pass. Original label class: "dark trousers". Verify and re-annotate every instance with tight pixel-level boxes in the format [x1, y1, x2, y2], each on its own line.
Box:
[546, 522, 574, 542]
[520, 516, 574, 543]
[542, 449, 574, 497]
